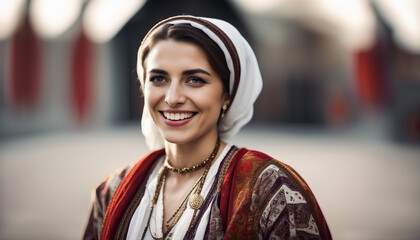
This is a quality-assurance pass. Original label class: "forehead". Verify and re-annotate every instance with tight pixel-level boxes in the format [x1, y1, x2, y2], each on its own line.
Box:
[145, 40, 213, 71]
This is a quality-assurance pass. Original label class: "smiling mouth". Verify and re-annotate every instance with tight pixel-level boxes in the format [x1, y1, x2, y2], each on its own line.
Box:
[161, 111, 195, 121]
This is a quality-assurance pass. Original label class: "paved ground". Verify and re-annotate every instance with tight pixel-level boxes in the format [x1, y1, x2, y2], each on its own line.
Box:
[1, 123, 419, 240]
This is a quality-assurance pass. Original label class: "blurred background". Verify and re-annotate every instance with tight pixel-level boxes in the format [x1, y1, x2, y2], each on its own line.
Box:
[1, 0, 420, 239]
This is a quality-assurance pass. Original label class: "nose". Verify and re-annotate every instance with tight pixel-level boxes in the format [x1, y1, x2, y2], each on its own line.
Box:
[165, 82, 186, 106]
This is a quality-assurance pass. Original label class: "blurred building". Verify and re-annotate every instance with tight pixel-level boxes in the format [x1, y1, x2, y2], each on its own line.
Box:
[0, 0, 419, 144]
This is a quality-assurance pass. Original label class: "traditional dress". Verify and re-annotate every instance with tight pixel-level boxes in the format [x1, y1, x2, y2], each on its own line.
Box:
[83, 15, 331, 240]
[83, 145, 331, 239]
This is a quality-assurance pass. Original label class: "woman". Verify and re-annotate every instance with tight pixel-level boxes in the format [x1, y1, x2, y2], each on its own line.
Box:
[83, 15, 331, 240]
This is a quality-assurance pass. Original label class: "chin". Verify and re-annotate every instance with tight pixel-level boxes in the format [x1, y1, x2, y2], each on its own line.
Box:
[160, 132, 191, 145]
[158, 125, 218, 146]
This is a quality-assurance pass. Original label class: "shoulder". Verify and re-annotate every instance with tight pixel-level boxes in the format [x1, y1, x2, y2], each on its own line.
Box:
[94, 148, 165, 206]
[226, 148, 301, 204]
[228, 148, 287, 181]
[94, 148, 165, 208]
[230, 147, 321, 215]
[101, 165, 133, 191]
[230, 148, 308, 191]
[94, 164, 134, 209]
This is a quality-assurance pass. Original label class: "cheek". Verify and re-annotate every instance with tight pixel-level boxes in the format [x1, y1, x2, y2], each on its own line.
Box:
[197, 88, 225, 112]
[144, 86, 161, 110]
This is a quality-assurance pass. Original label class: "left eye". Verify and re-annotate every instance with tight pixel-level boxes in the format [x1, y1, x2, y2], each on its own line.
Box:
[187, 77, 206, 85]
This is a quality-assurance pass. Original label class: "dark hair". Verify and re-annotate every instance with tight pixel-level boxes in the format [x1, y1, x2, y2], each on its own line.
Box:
[139, 23, 230, 93]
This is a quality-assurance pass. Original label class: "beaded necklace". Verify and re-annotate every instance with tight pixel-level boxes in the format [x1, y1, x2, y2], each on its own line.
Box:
[164, 139, 220, 174]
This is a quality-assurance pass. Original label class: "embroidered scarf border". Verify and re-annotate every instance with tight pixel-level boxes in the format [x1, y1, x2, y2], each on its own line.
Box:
[100, 149, 165, 240]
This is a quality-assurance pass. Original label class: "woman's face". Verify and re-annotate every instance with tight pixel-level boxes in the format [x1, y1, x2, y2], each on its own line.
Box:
[144, 39, 228, 145]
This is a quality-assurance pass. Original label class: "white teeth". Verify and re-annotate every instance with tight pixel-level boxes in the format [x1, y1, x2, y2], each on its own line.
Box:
[163, 112, 193, 120]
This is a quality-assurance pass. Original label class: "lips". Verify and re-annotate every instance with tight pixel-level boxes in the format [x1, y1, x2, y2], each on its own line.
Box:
[160, 111, 197, 127]
[162, 111, 194, 121]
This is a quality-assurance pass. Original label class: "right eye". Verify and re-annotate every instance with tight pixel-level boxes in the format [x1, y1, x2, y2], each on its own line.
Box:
[149, 76, 167, 84]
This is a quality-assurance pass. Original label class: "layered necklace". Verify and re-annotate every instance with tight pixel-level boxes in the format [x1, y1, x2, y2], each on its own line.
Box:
[141, 138, 221, 240]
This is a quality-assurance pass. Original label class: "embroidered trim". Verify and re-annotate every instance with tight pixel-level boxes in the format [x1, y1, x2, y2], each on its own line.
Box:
[217, 146, 239, 193]
[114, 156, 164, 239]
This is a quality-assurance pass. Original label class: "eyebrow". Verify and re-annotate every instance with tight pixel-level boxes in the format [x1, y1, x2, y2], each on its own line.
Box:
[149, 69, 168, 75]
[183, 69, 211, 76]
[149, 68, 212, 76]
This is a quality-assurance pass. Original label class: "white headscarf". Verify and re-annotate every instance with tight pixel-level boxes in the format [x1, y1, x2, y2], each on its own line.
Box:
[138, 16, 263, 150]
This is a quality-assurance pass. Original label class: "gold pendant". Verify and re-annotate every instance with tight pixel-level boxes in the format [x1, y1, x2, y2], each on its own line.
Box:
[189, 193, 204, 210]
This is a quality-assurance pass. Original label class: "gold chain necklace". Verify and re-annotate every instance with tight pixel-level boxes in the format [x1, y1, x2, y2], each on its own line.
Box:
[165, 173, 202, 229]
[141, 138, 220, 240]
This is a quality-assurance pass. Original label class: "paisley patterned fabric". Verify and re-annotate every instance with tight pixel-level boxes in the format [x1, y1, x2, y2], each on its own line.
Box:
[213, 149, 330, 239]
[83, 147, 331, 240]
